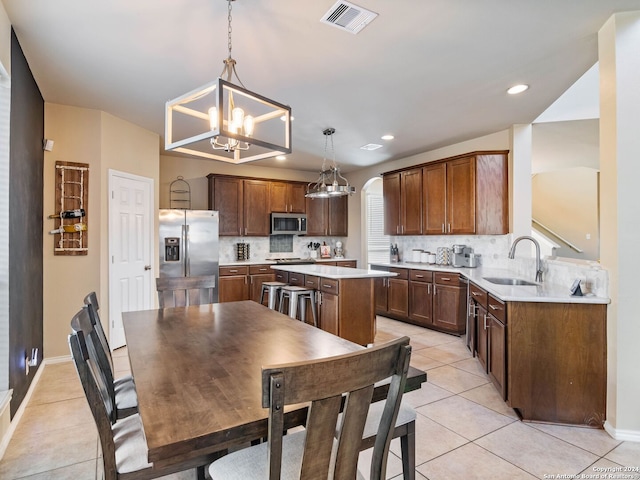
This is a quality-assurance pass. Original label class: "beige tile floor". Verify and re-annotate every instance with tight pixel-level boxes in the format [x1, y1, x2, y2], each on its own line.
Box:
[1, 316, 639, 479]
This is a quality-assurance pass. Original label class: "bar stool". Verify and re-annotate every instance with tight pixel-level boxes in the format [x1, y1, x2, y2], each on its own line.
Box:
[278, 286, 318, 327]
[260, 281, 288, 310]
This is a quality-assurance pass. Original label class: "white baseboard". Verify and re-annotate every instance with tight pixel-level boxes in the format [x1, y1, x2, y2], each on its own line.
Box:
[604, 420, 640, 442]
[0, 357, 70, 461]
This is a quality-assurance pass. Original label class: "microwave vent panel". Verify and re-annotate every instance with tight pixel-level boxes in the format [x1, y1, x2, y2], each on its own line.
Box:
[320, 1, 378, 34]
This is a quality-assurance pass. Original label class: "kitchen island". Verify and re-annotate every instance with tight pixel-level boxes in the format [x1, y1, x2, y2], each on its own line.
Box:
[271, 264, 396, 345]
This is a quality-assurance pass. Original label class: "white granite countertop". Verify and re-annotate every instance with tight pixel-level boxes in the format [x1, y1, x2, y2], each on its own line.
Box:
[270, 264, 397, 280]
[221, 258, 358, 266]
[370, 262, 609, 304]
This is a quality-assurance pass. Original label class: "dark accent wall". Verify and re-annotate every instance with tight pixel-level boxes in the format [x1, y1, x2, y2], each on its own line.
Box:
[9, 29, 44, 417]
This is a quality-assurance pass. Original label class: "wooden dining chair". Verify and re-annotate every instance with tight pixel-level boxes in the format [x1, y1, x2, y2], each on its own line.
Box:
[208, 336, 412, 480]
[71, 305, 138, 423]
[84, 291, 138, 416]
[68, 325, 213, 480]
[155, 275, 217, 308]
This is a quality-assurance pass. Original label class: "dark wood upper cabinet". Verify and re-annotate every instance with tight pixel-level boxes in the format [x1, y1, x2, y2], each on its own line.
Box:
[447, 156, 476, 235]
[208, 175, 311, 236]
[385, 151, 508, 236]
[305, 195, 348, 236]
[270, 181, 306, 214]
[210, 176, 243, 236]
[422, 162, 447, 235]
[383, 169, 422, 235]
[383, 173, 401, 235]
[243, 180, 270, 236]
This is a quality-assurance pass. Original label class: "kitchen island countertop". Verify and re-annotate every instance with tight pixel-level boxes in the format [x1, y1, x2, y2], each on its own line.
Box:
[270, 264, 397, 280]
[220, 258, 359, 267]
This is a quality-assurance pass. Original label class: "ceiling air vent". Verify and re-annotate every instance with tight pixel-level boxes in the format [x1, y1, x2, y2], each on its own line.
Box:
[320, 1, 378, 35]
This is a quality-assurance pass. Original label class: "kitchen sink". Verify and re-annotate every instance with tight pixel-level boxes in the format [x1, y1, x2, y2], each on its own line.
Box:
[483, 277, 538, 286]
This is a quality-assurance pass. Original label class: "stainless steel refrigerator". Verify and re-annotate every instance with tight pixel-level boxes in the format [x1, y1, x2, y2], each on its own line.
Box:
[159, 209, 219, 301]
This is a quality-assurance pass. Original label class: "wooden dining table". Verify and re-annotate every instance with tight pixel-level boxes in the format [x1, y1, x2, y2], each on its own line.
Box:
[122, 300, 427, 470]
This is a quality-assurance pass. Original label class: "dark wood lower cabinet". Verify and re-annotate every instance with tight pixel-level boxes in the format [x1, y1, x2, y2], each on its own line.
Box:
[374, 267, 465, 335]
[408, 279, 432, 326]
[507, 302, 606, 427]
[218, 275, 249, 303]
[487, 313, 506, 399]
[432, 283, 466, 333]
[319, 291, 339, 336]
[219, 264, 275, 305]
[475, 304, 488, 373]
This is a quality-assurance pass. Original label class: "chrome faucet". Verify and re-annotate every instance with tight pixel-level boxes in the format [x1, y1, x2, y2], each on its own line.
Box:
[508, 236, 543, 283]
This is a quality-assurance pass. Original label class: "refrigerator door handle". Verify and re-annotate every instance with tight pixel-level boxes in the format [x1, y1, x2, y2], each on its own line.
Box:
[183, 224, 189, 277]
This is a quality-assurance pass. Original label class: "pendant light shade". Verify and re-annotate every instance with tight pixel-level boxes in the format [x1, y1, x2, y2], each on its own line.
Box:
[164, 0, 292, 164]
[306, 128, 355, 198]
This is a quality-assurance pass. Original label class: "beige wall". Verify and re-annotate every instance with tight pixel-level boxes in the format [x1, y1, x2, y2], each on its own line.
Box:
[599, 12, 640, 439]
[159, 155, 317, 210]
[43, 104, 159, 358]
[532, 167, 599, 260]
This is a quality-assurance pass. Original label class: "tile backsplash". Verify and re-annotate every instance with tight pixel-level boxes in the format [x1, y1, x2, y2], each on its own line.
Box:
[390, 234, 608, 298]
[219, 236, 348, 262]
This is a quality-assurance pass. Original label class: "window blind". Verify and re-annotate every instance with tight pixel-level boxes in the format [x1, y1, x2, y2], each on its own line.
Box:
[366, 193, 389, 266]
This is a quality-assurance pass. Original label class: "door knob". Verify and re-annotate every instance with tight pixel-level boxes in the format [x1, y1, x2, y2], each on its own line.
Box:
[144, 265, 151, 270]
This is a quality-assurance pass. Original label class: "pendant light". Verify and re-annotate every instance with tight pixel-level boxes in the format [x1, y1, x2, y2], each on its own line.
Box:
[306, 128, 355, 198]
[165, 0, 292, 164]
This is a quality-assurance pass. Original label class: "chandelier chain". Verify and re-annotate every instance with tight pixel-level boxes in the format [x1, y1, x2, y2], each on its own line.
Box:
[227, 0, 233, 59]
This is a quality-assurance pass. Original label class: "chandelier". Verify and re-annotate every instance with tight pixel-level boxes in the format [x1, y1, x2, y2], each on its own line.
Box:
[306, 128, 355, 198]
[164, 0, 292, 164]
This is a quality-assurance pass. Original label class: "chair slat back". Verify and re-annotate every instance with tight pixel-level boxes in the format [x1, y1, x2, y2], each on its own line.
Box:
[68, 328, 118, 479]
[83, 291, 114, 371]
[156, 275, 217, 308]
[262, 336, 411, 480]
[71, 305, 118, 423]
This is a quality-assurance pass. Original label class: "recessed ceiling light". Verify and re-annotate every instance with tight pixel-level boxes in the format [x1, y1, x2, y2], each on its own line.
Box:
[381, 134, 394, 141]
[276, 155, 286, 161]
[507, 84, 529, 95]
[360, 143, 382, 151]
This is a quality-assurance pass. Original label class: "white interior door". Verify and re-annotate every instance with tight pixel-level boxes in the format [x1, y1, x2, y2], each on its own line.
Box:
[108, 170, 153, 349]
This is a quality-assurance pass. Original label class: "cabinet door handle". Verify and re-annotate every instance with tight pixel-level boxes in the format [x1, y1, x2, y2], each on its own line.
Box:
[489, 304, 501, 311]
[427, 284, 431, 295]
[318, 292, 322, 305]
[322, 284, 333, 289]
[448, 223, 451, 233]
[433, 285, 437, 295]
[229, 269, 238, 273]
[484, 314, 488, 329]
[441, 224, 445, 233]
[471, 291, 481, 296]
[415, 274, 424, 278]
[440, 277, 451, 281]
[468, 303, 476, 316]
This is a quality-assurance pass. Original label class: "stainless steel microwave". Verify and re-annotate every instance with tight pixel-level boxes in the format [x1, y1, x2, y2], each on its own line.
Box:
[271, 213, 307, 235]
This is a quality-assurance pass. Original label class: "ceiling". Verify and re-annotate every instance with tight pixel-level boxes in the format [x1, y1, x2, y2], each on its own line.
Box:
[4, 0, 640, 173]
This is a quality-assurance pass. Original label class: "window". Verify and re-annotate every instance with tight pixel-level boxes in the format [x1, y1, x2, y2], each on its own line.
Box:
[366, 191, 389, 266]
